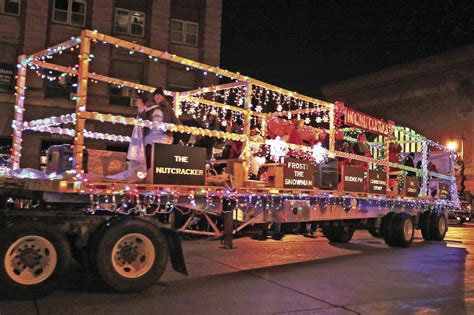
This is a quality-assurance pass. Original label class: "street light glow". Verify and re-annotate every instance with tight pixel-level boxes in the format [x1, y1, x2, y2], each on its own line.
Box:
[447, 141, 458, 151]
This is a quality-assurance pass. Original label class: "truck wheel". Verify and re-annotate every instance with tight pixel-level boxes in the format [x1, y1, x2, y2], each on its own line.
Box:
[94, 218, 168, 293]
[322, 222, 354, 243]
[419, 210, 433, 240]
[0, 221, 71, 299]
[419, 211, 447, 241]
[382, 212, 397, 246]
[87, 218, 121, 273]
[384, 213, 414, 247]
[429, 212, 448, 241]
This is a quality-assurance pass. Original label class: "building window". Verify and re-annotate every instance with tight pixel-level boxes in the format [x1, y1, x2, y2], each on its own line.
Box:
[53, 0, 86, 26]
[114, 8, 145, 37]
[109, 60, 143, 106]
[170, 19, 198, 46]
[0, 0, 21, 16]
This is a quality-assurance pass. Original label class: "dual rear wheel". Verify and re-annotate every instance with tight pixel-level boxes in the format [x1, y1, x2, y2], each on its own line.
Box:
[1, 218, 169, 299]
[322, 222, 354, 243]
[382, 211, 447, 247]
[382, 212, 414, 247]
[323, 211, 447, 248]
[419, 210, 448, 241]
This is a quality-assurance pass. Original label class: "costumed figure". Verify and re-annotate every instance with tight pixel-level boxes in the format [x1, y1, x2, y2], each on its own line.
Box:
[351, 133, 371, 169]
[107, 87, 181, 182]
[284, 119, 304, 145]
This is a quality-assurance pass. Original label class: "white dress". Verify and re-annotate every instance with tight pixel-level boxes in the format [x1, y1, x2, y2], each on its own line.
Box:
[106, 106, 171, 182]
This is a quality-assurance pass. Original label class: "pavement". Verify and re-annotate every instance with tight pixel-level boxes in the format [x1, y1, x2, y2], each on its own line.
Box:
[1, 223, 474, 315]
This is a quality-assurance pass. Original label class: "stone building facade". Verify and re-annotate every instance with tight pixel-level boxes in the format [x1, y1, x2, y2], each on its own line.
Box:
[0, 0, 222, 168]
[321, 45, 474, 196]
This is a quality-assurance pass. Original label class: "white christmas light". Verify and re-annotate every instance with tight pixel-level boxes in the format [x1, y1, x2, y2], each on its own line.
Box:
[312, 143, 328, 164]
[266, 136, 288, 162]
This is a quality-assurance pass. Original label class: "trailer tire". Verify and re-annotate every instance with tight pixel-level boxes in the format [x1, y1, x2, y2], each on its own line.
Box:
[0, 221, 71, 299]
[87, 217, 122, 273]
[384, 213, 414, 247]
[419, 211, 433, 240]
[94, 218, 168, 293]
[429, 212, 448, 241]
[382, 212, 397, 246]
[419, 211, 447, 241]
[322, 222, 354, 243]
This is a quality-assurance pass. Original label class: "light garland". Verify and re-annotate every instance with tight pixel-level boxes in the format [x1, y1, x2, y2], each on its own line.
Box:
[20, 114, 76, 130]
[79, 111, 248, 142]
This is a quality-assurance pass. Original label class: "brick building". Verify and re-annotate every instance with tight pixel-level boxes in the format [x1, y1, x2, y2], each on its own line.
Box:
[321, 45, 474, 196]
[0, 0, 222, 169]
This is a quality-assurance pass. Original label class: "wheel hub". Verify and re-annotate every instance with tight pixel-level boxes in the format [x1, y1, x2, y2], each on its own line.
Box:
[19, 248, 42, 269]
[119, 244, 138, 264]
[439, 216, 447, 235]
[403, 219, 413, 240]
[4, 235, 57, 285]
[111, 233, 156, 279]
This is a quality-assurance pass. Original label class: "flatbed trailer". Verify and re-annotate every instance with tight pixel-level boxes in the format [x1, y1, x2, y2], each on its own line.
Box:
[0, 30, 459, 299]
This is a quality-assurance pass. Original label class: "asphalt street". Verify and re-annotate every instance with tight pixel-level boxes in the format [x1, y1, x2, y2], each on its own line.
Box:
[1, 223, 473, 315]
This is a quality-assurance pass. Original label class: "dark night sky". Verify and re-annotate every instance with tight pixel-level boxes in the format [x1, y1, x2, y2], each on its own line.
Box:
[220, 0, 474, 98]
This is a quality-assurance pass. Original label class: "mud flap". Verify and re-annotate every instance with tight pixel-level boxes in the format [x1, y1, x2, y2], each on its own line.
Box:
[160, 228, 188, 276]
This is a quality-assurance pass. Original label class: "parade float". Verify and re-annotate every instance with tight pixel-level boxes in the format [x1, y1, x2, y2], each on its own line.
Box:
[0, 30, 459, 298]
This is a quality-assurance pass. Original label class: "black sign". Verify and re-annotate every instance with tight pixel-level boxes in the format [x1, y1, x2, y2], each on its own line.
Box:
[0, 63, 14, 92]
[283, 158, 314, 189]
[368, 170, 387, 194]
[152, 144, 206, 185]
[404, 176, 419, 197]
[439, 183, 450, 200]
[343, 166, 365, 192]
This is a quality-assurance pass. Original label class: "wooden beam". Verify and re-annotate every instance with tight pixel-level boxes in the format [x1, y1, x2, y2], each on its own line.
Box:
[242, 83, 253, 181]
[10, 55, 27, 171]
[73, 31, 90, 174]
[328, 108, 335, 153]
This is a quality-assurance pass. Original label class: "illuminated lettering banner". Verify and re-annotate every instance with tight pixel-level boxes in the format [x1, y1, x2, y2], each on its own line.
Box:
[345, 108, 392, 136]
[283, 158, 314, 189]
[368, 170, 387, 194]
[153, 144, 206, 185]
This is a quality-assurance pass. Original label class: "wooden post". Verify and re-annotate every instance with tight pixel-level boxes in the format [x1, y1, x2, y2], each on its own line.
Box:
[420, 141, 428, 197]
[260, 113, 268, 140]
[242, 83, 253, 181]
[173, 91, 180, 118]
[73, 31, 91, 174]
[328, 104, 335, 154]
[384, 136, 390, 193]
[10, 55, 27, 171]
